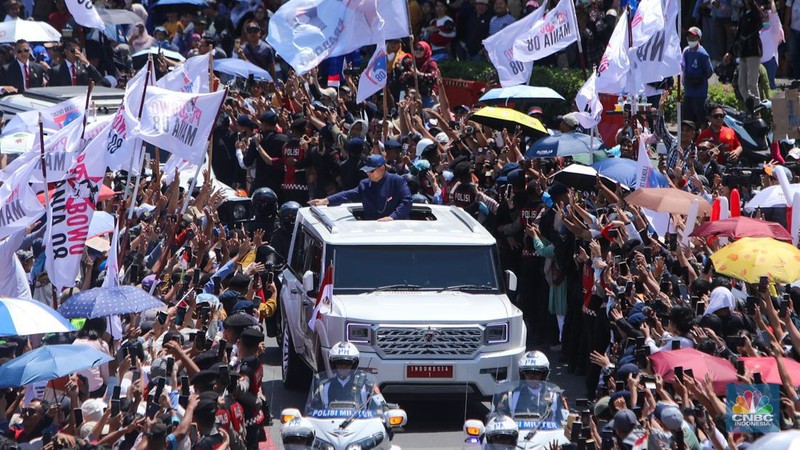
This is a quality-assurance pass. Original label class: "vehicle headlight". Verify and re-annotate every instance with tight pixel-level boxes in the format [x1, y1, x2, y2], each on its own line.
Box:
[232, 203, 248, 220]
[484, 322, 508, 344]
[346, 432, 385, 450]
[313, 438, 335, 450]
[346, 323, 371, 343]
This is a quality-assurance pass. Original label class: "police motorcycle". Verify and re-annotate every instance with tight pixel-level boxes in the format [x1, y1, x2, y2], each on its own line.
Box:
[463, 351, 571, 449]
[280, 342, 407, 450]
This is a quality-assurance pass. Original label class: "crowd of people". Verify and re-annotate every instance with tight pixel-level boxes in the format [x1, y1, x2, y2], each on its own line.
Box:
[2, 0, 800, 449]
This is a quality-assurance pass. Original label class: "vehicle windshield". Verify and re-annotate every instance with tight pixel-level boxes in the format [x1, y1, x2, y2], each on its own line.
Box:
[332, 245, 501, 292]
[304, 369, 383, 419]
[490, 380, 565, 430]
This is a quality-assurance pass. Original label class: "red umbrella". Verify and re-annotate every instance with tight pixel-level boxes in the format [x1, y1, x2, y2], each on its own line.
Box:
[37, 184, 118, 205]
[650, 348, 737, 395]
[742, 356, 800, 386]
[690, 216, 793, 241]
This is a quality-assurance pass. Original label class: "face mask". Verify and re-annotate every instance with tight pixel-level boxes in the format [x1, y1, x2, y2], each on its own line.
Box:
[688, 40, 699, 49]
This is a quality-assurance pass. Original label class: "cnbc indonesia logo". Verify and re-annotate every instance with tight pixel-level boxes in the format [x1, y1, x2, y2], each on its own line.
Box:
[731, 389, 774, 428]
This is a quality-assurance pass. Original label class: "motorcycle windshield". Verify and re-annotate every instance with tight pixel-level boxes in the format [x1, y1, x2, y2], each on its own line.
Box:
[490, 380, 565, 430]
[304, 369, 382, 419]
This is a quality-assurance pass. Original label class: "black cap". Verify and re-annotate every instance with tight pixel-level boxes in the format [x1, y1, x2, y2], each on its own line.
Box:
[0, 342, 18, 359]
[240, 328, 263, 347]
[259, 110, 277, 125]
[192, 350, 220, 370]
[190, 370, 219, 392]
[163, 331, 184, 346]
[224, 313, 258, 329]
[291, 118, 308, 130]
[236, 115, 257, 129]
[195, 395, 218, 423]
[229, 274, 251, 291]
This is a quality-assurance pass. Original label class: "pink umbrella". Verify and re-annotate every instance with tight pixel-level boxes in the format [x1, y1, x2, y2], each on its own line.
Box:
[742, 356, 800, 386]
[650, 348, 737, 395]
[690, 216, 793, 241]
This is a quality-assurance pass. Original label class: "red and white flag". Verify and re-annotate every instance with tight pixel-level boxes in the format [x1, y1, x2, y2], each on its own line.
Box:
[0, 162, 45, 241]
[308, 264, 334, 331]
[635, 132, 654, 189]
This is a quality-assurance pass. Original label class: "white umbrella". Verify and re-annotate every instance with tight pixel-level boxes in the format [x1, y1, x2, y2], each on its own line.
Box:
[745, 184, 800, 211]
[748, 430, 800, 450]
[88, 211, 115, 238]
[0, 297, 76, 337]
[0, 21, 62, 44]
[98, 9, 144, 43]
[0, 132, 34, 155]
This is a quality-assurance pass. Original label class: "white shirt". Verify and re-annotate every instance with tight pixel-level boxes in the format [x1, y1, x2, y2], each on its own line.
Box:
[788, 0, 800, 32]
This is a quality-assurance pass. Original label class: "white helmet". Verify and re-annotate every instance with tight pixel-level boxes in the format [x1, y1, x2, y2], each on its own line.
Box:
[281, 417, 315, 447]
[484, 415, 519, 445]
[329, 341, 360, 369]
[518, 350, 550, 380]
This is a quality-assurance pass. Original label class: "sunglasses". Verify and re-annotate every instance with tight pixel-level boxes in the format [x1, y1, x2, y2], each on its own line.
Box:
[22, 408, 40, 416]
[246, 27, 260, 33]
[711, 113, 725, 119]
[17, 48, 30, 54]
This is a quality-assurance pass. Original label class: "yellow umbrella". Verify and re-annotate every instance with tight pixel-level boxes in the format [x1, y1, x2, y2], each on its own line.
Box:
[470, 106, 548, 138]
[710, 237, 800, 284]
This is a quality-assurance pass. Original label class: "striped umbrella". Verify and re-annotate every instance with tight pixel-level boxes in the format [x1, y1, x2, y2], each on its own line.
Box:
[0, 297, 76, 337]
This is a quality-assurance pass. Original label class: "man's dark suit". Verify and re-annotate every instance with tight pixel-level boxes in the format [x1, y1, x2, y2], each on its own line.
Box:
[48, 61, 111, 87]
[3, 59, 45, 93]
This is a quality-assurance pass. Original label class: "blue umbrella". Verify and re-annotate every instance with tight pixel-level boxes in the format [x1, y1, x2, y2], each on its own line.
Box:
[479, 85, 565, 104]
[525, 132, 604, 159]
[58, 286, 164, 319]
[0, 297, 75, 337]
[0, 344, 113, 388]
[591, 158, 669, 189]
[213, 59, 273, 82]
[153, 0, 207, 7]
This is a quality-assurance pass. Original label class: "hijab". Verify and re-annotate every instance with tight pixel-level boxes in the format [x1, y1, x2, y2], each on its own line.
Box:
[129, 22, 155, 53]
[414, 41, 438, 74]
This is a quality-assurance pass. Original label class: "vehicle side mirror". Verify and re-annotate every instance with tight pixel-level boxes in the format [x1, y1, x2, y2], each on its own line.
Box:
[302, 270, 316, 293]
[505, 270, 517, 292]
[386, 409, 407, 429]
[280, 408, 302, 424]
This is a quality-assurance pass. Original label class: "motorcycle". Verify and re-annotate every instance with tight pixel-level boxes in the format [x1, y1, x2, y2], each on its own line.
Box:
[280, 369, 408, 450]
[463, 380, 571, 449]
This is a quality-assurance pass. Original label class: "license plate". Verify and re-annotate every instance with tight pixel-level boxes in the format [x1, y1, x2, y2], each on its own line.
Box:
[406, 365, 453, 378]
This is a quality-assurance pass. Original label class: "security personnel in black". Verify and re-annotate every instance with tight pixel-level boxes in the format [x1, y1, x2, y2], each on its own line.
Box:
[271, 201, 299, 260]
[244, 111, 286, 196]
[248, 187, 278, 238]
[233, 328, 268, 449]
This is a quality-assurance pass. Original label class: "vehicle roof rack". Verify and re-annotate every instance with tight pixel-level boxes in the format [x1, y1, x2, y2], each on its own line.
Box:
[310, 205, 337, 234]
[449, 205, 477, 232]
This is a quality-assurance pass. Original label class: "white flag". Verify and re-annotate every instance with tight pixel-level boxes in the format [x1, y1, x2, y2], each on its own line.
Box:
[356, 43, 388, 104]
[629, 0, 664, 47]
[2, 95, 85, 135]
[157, 54, 211, 93]
[630, 0, 679, 84]
[483, 2, 545, 87]
[113, 64, 156, 175]
[595, 9, 630, 94]
[635, 132, 654, 189]
[0, 163, 45, 241]
[134, 86, 225, 166]
[64, 0, 105, 30]
[0, 117, 86, 184]
[511, 0, 579, 62]
[267, 0, 387, 74]
[45, 128, 108, 291]
[574, 74, 603, 129]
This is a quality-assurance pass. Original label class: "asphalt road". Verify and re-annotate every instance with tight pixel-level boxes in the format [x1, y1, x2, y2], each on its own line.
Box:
[260, 337, 586, 449]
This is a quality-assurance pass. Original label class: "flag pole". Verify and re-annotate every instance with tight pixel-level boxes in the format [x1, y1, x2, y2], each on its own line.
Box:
[80, 80, 94, 141]
[38, 117, 58, 310]
[676, 0, 683, 132]
[571, 0, 589, 81]
[125, 57, 154, 221]
[404, 5, 421, 109]
[207, 51, 215, 173]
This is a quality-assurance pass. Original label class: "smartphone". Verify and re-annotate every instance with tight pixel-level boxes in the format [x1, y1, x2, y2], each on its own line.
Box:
[266, 271, 274, 285]
[179, 376, 190, 408]
[218, 339, 227, 361]
[194, 330, 206, 350]
[570, 421, 582, 441]
[165, 356, 174, 376]
[753, 372, 763, 384]
[625, 281, 634, 297]
[74, 408, 83, 426]
[729, 335, 745, 348]
[175, 305, 188, 327]
[671, 340, 681, 350]
[780, 299, 790, 318]
[759, 276, 769, 292]
[129, 264, 140, 283]
[219, 365, 229, 378]
[669, 233, 678, 252]
[660, 280, 672, 294]
[685, 368, 694, 379]
[157, 311, 168, 325]
[608, 228, 619, 239]
[735, 359, 745, 376]
[674, 366, 684, 383]
[192, 270, 201, 285]
[695, 301, 706, 316]
[601, 429, 614, 450]
[156, 377, 166, 399]
[619, 261, 629, 276]
[112, 385, 121, 400]
[111, 399, 120, 416]
[746, 296, 758, 315]
[615, 380, 624, 392]
[636, 390, 645, 408]
[614, 255, 621, 265]
[576, 398, 590, 409]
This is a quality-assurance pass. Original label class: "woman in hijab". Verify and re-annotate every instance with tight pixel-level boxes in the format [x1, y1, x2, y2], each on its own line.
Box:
[402, 40, 439, 108]
[128, 22, 155, 53]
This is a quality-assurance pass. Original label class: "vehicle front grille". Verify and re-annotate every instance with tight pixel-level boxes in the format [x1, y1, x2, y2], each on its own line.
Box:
[375, 326, 483, 359]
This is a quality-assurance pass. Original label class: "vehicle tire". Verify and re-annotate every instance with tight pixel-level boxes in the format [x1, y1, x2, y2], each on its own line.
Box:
[281, 317, 310, 390]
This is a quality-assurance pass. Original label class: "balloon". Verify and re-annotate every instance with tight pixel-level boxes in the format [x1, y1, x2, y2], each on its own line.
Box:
[718, 196, 730, 221]
[775, 165, 793, 207]
[730, 189, 741, 217]
[682, 199, 700, 246]
[711, 198, 721, 221]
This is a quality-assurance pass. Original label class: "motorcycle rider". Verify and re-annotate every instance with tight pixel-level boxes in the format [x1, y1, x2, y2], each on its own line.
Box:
[311, 342, 378, 408]
[249, 187, 279, 238]
[496, 351, 562, 417]
[484, 415, 519, 449]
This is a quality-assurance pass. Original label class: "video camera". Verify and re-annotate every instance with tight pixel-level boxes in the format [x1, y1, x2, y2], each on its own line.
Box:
[721, 166, 763, 188]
